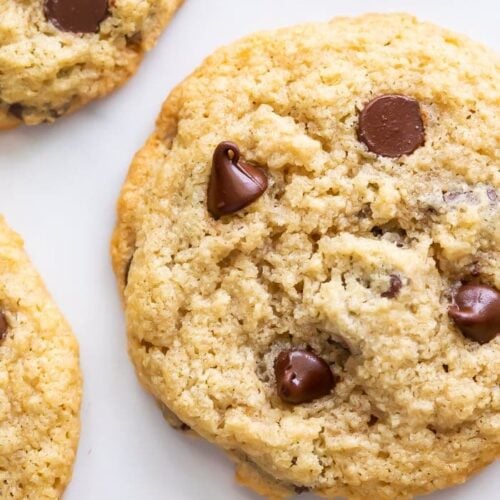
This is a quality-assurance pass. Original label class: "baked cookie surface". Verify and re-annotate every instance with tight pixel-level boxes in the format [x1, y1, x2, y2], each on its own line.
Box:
[0, 217, 81, 499]
[0, 0, 184, 128]
[112, 13, 500, 499]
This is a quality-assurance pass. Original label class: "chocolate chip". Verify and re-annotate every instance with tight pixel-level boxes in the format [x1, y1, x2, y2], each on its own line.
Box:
[274, 349, 335, 404]
[44, 0, 109, 33]
[358, 94, 425, 157]
[126, 32, 143, 48]
[368, 414, 379, 426]
[8, 103, 24, 120]
[0, 312, 8, 342]
[449, 284, 500, 344]
[294, 486, 310, 494]
[207, 142, 268, 219]
[381, 274, 402, 298]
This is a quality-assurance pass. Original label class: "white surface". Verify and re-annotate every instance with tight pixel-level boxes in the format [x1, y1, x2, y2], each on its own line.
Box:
[0, 0, 498, 498]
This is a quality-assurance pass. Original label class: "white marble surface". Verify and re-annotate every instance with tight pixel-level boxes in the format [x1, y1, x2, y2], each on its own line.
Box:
[0, 0, 498, 498]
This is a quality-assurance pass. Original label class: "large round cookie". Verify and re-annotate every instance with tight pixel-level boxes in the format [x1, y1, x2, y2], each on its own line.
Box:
[0, 217, 81, 499]
[0, 0, 184, 128]
[112, 13, 500, 499]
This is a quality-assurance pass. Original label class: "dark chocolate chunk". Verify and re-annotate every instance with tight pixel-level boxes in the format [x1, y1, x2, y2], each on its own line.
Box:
[0, 312, 8, 342]
[449, 283, 500, 344]
[358, 94, 425, 157]
[381, 274, 402, 298]
[44, 0, 109, 33]
[274, 349, 335, 404]
[8, 103, 25, 120]
[207, 141, 268, 219]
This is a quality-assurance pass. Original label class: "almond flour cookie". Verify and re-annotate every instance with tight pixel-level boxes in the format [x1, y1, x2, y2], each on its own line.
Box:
[111, 13, 500, 499]
[0, 0, 184, 128]
[0, 217, 82, 499]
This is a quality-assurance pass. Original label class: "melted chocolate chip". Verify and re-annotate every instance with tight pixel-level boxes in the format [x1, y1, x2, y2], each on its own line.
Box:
[381, 274, 402, 298]
[44, 0, 109, 33]
[274, 349, 335, 404]
[207, 142, 268, 219]
[8, 103, 25, 120]
[358, 94, 425, 157]
[449, 284, 500, 344]
[0, 312, 8, 342]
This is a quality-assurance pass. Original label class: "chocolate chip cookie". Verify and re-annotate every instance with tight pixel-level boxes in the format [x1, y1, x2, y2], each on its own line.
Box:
[0, 217, 82, 498]
[0, 0, 184, 127]
[111, 13, 500, 499]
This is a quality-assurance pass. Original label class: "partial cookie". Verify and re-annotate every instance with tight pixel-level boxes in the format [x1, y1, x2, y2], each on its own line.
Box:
[112, 13, 500, 499]
[0, 0, 184, 127]
[0, 217, 81, 499]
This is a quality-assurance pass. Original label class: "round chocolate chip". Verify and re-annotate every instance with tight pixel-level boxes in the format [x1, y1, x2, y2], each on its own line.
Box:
[449, 284, 500, 344]
[358, 94, 425, 157]
[207, 141, 268, 219]
[0, 312, 8, 342]
[44, 0, 109, 33]
[274, 349, 335, 404]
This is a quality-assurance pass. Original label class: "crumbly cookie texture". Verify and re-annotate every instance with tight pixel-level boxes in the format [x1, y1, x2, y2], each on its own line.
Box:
[112, 13, 500, 499]
[0, 0, 184, 127]
[0, 217, 81, 499]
